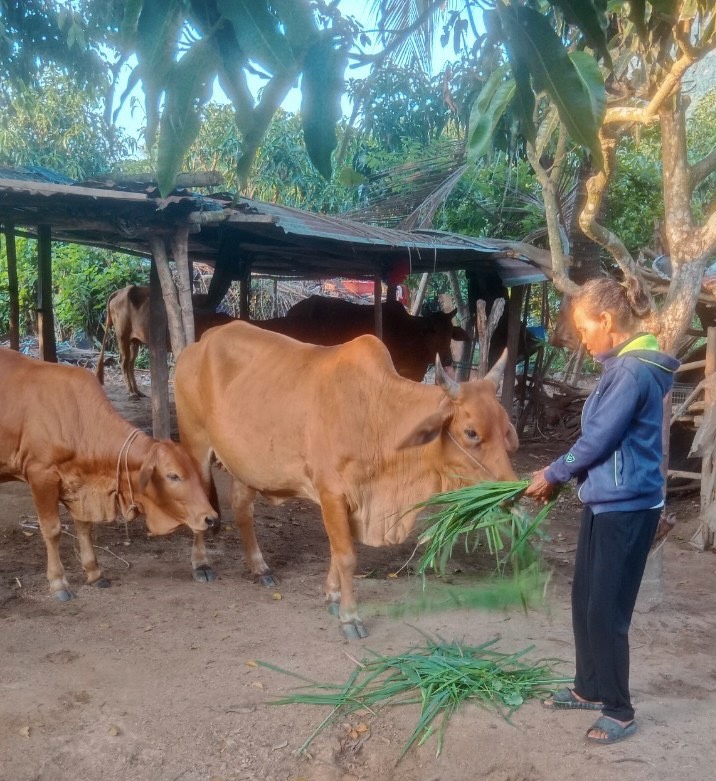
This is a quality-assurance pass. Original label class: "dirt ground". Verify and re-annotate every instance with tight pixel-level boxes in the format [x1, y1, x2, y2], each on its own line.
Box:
[2, 368, 716, 781]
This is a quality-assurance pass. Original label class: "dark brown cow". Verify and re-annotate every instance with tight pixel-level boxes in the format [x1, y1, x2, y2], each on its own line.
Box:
[0, 349, 218, 599]
[175, 322, 517, 638]
[274, 296, 470, 381]
[97, 287, 469, 397]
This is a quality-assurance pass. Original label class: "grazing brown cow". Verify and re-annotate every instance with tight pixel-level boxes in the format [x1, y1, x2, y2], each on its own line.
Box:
[96, 285, 233, 398]
[97, 287, 469, 397]
[175, 322, 518, 638]
[0, 349, 218, 600]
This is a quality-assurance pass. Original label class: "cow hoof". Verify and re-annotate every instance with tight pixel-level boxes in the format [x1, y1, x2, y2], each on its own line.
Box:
[257, 573, 277, 588]
[192, 565, 216, 583]
[93, 578, 111, 589]
[53, 589, 76, 602]
[326, 602, 340, 617]
[340, 620, 368, 640]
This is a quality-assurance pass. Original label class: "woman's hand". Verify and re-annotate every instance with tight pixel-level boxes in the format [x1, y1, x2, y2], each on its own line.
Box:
[525, 468, 556, 504]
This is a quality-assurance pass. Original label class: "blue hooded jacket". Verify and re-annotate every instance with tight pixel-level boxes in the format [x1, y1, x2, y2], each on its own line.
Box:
[545, 333, 680, 514]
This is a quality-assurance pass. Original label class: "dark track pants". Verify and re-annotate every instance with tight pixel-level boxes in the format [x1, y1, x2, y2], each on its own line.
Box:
[572, 507, 661, 722]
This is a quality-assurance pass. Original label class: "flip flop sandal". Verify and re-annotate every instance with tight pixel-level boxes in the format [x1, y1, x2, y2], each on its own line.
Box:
[585, 716, 637, 745]
[543, 688, 603, 710]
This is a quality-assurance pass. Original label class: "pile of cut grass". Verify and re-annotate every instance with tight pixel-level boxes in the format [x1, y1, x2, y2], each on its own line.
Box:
[263, 636, 569, 761]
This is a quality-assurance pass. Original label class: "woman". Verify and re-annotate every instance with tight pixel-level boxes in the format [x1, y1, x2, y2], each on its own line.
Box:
[526, 277, 679, 745]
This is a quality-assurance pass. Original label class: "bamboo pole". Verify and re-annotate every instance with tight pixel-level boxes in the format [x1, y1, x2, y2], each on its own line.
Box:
[5, 224, 19, 350]
[36, 225, 57, 362]
[410, 273, 430, 316]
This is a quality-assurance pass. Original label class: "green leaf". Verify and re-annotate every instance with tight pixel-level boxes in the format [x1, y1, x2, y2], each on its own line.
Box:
[338, 167, 368, 186]
[301, 35, 347, 179]
[534, 105, 560, 159]
[134, 0, 184, 147]
[496, 3, 536, 142]
[217, 0, 295, 75]
[628, 0, 647, 39]
[156, 39, 215, 196]
[468, 77, 516, 161]
[506, 6, 605, 168]
[550, 0, 612, 67]
[120, 0, 144, 49]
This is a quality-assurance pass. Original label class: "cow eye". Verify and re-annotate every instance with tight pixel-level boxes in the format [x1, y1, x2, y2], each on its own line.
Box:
[166, 472, 181, 482]
[464, 429, 481, 442]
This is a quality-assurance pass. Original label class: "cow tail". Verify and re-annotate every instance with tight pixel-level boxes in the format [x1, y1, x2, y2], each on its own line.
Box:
[96, 294, 114, 385]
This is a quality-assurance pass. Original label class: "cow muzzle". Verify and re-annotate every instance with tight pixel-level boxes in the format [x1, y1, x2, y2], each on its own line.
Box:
[204, 514, 221, 535]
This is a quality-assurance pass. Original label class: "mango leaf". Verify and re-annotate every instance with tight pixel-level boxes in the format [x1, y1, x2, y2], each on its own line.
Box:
[569, 50, 606, 130]
[120, 0, 144, 49]
[550, 0, 612, 67]
[338, 167, 368, 186]
[156, 38, 215, 196]
[217, 0, 295, 75]
[269, 0, 318, 56]
[534, 105, 560, 159]
[628, 0, 647, 39]
[132, 0, 184, 147]
[468, 76, 516, 161]
[301, 35, 347, 179]
[496, 3, 536, 142]
[505, 6, 605, 168]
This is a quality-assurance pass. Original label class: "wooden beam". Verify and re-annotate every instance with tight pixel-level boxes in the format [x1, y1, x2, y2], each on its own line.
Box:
[698, 327, 716, 549]
[149, 259, 170, 440]
[239, 270, 251, 320]
[501, 285, 524, 417]
[148, 234, 186, 356]
[170, 225, 195, 345]
[4, 224, 19, 350]
[36, 224, 56, 362]
[374, 274, 383, 339]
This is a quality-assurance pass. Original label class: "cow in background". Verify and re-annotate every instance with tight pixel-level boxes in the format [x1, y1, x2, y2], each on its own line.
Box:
[0, 348, 218, 600]
[273, 295, 470, 381]
[96, 287, 470, 397]
[175, 322, 518, 639]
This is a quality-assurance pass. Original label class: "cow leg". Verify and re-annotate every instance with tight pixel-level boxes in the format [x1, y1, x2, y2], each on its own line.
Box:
[28, 476, 74, 601]
[190, 531, 216, 582]
[73, 520, 110, 588]
[125, 340, 145, 399]
[231, 481, 276, 587]
[319, 491, 367, 639]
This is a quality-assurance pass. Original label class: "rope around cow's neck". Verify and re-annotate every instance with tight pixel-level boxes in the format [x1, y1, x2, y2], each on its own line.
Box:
[115, 429, 142, 527]
[446, 431, 497, 481]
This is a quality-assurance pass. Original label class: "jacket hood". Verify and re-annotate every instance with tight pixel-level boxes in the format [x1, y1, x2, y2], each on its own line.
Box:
[596, 333, 680, 394]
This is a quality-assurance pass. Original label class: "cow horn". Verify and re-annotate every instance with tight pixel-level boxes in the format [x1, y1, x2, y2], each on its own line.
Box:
[435, 353, 460, 399]
[484, 348, 508, 388]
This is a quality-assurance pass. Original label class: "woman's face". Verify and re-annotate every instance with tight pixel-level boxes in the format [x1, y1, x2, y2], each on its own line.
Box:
[572, 302, 615, 356]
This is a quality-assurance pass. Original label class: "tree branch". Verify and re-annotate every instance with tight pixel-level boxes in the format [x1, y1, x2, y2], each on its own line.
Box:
[690, 147, 716, 190]
[526, 140, 579, 296]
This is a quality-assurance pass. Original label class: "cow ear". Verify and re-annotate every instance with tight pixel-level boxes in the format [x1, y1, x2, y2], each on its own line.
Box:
[505, 423, 519, 454]
[452, 325, 469, 341]
[138, 443, 161, 490]
[445, 308, 457, 319]
[396, 410, 449, 450]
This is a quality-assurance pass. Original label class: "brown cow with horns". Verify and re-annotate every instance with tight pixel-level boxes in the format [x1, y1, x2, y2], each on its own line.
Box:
[175, 321, 518, 639]
[0, 349, 218, 600]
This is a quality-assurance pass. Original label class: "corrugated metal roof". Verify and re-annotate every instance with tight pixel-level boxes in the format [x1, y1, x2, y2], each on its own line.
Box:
[0, 170, 550, 286]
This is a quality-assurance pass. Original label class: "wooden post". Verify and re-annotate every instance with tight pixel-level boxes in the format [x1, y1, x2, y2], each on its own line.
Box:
[148, 234, 186, 356]
[501, 285, 524, 417]
[239, 269, 251, 320]
[149, 258, 171, 440]
[5, 224, 20, 350]
[699, 327, 716, 549]
[170, 225, 195, 345]
[410, 273, 430, 316]
[374, 274, 383, 339]
[36, 224, 57, 362]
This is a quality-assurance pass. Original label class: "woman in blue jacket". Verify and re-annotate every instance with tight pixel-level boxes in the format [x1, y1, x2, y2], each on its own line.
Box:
[527, 277, 679, 745]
